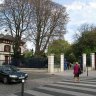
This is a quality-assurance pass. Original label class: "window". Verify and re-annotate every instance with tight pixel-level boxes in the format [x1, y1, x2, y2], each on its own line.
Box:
[4, 45, 11, 52]
[5, 56, 9, 64]
[18, 47, 21, 53]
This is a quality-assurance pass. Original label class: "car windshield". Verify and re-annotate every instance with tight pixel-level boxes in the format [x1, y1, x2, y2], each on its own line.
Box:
[3, 66, 19, 72]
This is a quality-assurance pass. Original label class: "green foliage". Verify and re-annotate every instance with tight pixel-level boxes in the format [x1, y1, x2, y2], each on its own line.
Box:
[54, 54, 60, 68]
[47, 39, 76, 64]
[73, 24, 96, 60]
[24, 50, 33, 58]
[66, 53, 76, 63]
[48, 39, 70, 55]
[24, 49, 40, 58]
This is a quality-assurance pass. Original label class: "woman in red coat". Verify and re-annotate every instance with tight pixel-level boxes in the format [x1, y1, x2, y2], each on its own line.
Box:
[73, 62, 81, 82]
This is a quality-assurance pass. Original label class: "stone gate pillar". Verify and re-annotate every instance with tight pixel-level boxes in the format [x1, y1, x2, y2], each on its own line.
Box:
[82, 53, 86, 71]
[60, 54, 64, 72]
[48, 54, 54, 73]
[91, 53, 95, 70]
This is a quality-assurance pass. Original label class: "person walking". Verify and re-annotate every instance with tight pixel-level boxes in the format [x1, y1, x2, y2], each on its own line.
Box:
[73, 62, 81, 82]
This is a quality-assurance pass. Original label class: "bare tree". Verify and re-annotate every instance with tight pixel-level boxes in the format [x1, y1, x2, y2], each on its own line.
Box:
[28, 0, 68, 55]
[0, 0, 32, 58]
[0, 0, 68, 57]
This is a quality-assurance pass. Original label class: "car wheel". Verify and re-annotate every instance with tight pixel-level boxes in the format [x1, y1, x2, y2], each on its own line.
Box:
[3, 77, 8, 84]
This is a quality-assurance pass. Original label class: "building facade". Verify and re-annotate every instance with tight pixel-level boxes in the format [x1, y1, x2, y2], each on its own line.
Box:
[0, 34, 25, 65]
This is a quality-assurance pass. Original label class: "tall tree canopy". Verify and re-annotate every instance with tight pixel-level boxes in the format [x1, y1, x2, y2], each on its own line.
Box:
[28, 0, 68, 55]
[0, 0, 32, 58]
[73, 24, 96, 58]
[0, 0, 68, 57]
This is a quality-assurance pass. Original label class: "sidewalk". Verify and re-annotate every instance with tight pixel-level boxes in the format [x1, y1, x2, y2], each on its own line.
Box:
[51, 70, 96, 78]
[21, 68, 96, 79]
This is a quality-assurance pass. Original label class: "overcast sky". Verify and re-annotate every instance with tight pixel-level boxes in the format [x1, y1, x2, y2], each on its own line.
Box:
[0, 0, 4, 4]
[53, 0, 96, 43]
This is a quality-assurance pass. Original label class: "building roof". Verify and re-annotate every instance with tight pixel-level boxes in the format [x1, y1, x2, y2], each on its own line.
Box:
[0, 34, 14, 41]
[1, 35, 14, 41]
[0, 34, 25, 44]
[0, 34, 4, 38]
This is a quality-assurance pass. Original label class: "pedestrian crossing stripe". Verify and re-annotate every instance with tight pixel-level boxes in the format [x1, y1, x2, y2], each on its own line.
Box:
[45, 83, 96, 92]
[7, 95, 18, 96]
[59, 80, 96, 85]
[25, 90, 54, 96]
[24, 80, 96, 96]
[58, 79, 96, 82]
[61, 77, 96, 81]
[77, 81, 96, 84]
[58, 81, 96, 87]
[35, 86, 93, 96]
[8, 79, 96, 96]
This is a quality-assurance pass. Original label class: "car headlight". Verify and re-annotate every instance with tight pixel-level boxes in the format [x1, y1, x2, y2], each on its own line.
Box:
[9, 75, 17, 78]
[25, 74, 28, 76]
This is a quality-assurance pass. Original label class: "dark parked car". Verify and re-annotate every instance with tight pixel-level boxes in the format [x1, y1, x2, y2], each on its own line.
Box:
[0, 65, 28, 84]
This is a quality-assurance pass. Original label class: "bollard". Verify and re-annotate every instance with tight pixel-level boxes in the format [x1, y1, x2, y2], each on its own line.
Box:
[87, 67, 88, 76]
[21, 79, 24, 96]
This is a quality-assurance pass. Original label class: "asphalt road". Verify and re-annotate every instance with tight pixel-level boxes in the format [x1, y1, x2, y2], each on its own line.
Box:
[0, 71, 65, 95]
[1, 70, 96, 96]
